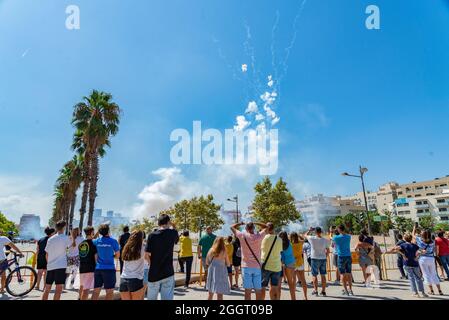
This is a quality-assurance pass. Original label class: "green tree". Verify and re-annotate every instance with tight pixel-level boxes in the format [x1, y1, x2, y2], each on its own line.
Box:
[329, 212, 364, 234]
[165, 195, 223, 232]
[72, 90, 122, 229]
[252, 177, 300, 228]
[51, 156, 83, 231]
[434, 222, 449, 232]
[0, 212, 18, 235]
[131, 218, 157, 235]
[393, 216, 414, 233]
[419, 215, 436, 230]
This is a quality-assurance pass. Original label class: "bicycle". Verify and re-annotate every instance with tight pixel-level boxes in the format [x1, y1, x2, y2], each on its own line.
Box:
[0, 251, 37, 297]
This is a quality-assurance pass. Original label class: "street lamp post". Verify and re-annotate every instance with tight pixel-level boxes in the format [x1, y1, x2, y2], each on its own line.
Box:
[227, 195, 239, 224]
[342, 165, 372, 235]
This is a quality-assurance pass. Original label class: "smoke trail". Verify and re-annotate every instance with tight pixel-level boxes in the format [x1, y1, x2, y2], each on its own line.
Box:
[212, 36, 242, 82]
[270, 11, 281, 94]
[243, 21, 264, 97]
[279, 0, 307, 82]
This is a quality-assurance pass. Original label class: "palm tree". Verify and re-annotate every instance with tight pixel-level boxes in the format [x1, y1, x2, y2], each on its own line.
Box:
[51, 156, 83, 232]
[72, 90, 121, 229]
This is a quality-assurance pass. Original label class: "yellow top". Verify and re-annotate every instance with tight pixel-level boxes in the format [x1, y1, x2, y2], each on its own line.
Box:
[179, 235, 193, 258]
[225, 242, 233, 262]
[291, 242, 304, 267]
[261, 235, 283, 272]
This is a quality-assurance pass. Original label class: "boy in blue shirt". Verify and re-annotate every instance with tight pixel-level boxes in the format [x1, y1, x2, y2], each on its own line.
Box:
[92, 224, 120, 300]
[333, 225, 353, 296]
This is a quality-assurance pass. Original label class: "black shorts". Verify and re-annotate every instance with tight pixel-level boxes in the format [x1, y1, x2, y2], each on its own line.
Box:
[119, 278, 144, 293]
[94, 269, 117, 290]
[36, 254, 47, 270]
[45, 269, 67, 285]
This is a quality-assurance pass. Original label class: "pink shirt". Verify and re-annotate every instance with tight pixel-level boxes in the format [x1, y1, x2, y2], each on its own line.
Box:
[236, 230, 267, 268]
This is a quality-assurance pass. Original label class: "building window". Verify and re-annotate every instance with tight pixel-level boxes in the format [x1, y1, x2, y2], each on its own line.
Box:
[417, 210, 423, 214]
[441, 216, 449, 221]
[439, 208, 448, 212]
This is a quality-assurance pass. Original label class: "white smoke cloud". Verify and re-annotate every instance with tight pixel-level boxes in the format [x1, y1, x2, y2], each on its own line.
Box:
[271, 117, 280, 126]
[132, 167, 207, 219]
[234, 115, 251, 132]
[255, 113, 265, 121]
[267, 75, 274, 88]
[241, 64, 248, 73]
[264, 105, 277, 119]
[0, 175, 52, 224]
[245, 101, 258, 114]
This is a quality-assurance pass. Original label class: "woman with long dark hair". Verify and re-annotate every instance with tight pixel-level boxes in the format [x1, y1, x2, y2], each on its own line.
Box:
[279, 231, 296, 300]
[231, 236, 241, 289]
[120, 230, 146, 300]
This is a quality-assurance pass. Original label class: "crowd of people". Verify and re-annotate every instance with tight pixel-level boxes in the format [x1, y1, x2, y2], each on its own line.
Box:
[1, 214, 449, 300]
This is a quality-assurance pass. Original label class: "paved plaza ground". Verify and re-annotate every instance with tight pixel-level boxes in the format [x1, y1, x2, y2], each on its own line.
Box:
[2, 269, 449, 301]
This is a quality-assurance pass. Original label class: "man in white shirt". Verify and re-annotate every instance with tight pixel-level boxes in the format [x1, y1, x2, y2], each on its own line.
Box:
[42, 221, 72, 300]
[0, 233, 24, 294]
[305, 227, 330, 296]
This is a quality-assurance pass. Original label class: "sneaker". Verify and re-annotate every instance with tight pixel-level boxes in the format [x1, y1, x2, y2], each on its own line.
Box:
[420, 292, 429, 298]
[312, 290, 319, 296]
[439, 291, 444, 296]
[321, 291, 327, 297]
[412, 293, 420, 298]
[341, 290, 349, 296]
[348, 290, 354, 296]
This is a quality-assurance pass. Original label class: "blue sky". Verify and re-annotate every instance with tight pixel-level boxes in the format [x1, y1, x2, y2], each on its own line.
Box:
[1, 0, 449, 224]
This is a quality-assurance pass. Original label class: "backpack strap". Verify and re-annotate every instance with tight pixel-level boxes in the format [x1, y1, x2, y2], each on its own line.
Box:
[243, 236, 261, 267]
[262, 236, 278, 271]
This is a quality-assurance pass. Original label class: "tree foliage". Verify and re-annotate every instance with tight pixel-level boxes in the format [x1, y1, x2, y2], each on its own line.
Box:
[418, 215, 437, 231]
[393, 216, 414, 233]
[434, 222, 449, 232]
[252, 177, 300, 228]
[131, 218, 157, 235]
[164, 195, 223, 232]
[0, 212, 18, 235]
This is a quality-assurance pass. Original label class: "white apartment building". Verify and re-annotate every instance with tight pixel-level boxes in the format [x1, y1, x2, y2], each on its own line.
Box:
[393, 176, 449, 222]
[296, 194, 365, 228]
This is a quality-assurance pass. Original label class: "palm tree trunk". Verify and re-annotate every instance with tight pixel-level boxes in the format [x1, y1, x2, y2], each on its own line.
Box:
[87, 151, 99, 226]
[64, 198, 71, 234]
[78, 152, 91, 230]
[69, 193, 77, 232]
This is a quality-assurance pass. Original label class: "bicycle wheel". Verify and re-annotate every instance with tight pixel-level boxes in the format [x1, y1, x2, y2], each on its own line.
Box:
[6, 266, 37, 297]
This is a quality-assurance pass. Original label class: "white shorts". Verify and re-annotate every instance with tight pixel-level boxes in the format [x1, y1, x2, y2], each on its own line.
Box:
[295, 265, 304, 271]
[79, 272, 95, 290]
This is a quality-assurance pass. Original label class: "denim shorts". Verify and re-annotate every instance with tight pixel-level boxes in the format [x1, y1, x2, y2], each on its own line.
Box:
[311, 259, 327, 276]
[147, 275, 175, 300]
[94, 269, 117, 290]
[337, 256, 352, 274]
[242, 267, 262, 290]
[261, 269, 280, 287]
[0, 259, 8, 272]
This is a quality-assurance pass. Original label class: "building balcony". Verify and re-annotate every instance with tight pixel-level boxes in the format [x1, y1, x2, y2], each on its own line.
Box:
[436, 201, 449, 208]
[415, 204, 430, 209]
